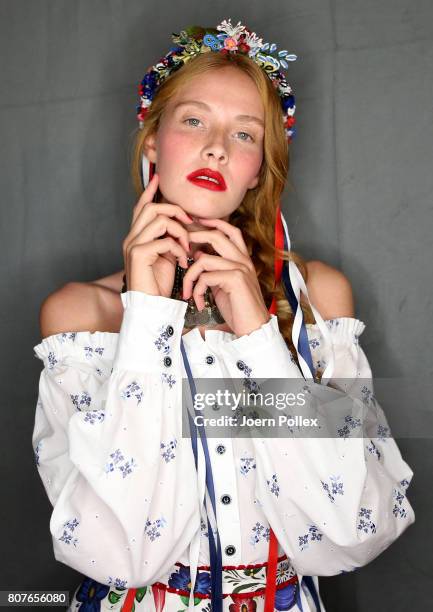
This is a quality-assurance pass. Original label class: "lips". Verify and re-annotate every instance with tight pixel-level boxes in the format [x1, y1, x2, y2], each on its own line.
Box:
[186, 168, 227, 191]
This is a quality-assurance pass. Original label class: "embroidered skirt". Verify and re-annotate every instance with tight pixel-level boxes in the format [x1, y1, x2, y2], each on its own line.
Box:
[68, 554, 303, 611]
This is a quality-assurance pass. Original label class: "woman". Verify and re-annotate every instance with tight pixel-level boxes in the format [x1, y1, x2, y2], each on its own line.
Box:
[32, 21, 414, 612]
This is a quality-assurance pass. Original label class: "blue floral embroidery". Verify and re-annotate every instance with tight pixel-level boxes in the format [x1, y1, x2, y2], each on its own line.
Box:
[321, 475, 344, 503]
[377, 424, 390, 441]
[400, 478, 410, 490]
[83, 410, 105, 425]
[34, 440, 42, 466]
[200, 517, 209, 538]
[47, 351, 58, 370]
[236, 359, 261, 393]
[308, 338, 320, 349]
[366, 440, 381, 460]
[104, 449, 137, 478]
[57, 332, 77, 343]
[392, 488, 408, 519]
[161, 372, 176, 389]
[107, 577, 128, 589]
[267, 473, 280, 497]
[59, 517, 79, 547]
[337, 414, 362, 438]
[160, 438, 177, 462]
[240, 454, 256, 476]
[144, 517, 167, 541]
[70, 391, 92, 410]
[325, 319, 340, 329]
[249, 521, 270, 546]
[154, 325, 172, 355]
[298, 525, 323, 551]
[120, 380, 143, 405]
[84, 345, 105, 359]
[357, 507, 376, 534]
[361, 385, 377, 406]
[95, 367, 104, 377]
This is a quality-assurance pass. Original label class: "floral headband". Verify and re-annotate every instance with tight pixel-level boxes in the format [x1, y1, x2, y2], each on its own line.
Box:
[136, 19, 297, 141]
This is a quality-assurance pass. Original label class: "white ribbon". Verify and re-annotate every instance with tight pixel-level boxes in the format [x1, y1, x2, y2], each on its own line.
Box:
[280, 212, 335, 385]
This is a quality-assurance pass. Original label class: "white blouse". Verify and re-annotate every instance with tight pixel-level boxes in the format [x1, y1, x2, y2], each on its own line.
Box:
[32, 290, 415, 609]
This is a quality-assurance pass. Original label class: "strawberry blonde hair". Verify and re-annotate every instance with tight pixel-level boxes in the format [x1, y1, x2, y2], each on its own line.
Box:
[129, 51, 315, 359]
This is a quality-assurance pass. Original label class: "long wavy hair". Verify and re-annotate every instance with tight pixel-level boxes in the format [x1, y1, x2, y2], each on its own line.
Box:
[129, 51, 316, 360]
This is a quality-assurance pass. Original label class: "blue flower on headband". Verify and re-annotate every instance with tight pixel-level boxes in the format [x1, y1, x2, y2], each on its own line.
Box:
[203, 34, 223, 51]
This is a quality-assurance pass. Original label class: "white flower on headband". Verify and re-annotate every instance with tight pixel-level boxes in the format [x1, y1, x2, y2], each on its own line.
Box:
[243, 30, 264, 54]
[217, 19, 245, 39]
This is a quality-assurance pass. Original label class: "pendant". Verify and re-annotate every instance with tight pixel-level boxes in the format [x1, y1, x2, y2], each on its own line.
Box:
[171, 258, 225, 329]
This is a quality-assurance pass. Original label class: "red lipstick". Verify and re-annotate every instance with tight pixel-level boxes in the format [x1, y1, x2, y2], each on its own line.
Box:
[186, 168, 227, 191]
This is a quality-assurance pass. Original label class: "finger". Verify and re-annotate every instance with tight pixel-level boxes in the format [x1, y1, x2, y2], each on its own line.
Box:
[192, 270, 234, 311]
[130, 202, 193, 242]
[131, 215, 191, 255]
[132, 173, 160, 224]
[129, 236, 189, 271]
[188, 229, 252, 270]
[183, 255, 248, 299]
[195, 218, 250, 256]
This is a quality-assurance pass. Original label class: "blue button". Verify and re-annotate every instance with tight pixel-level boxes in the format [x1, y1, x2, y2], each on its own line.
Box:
[216, 444, 226, 455]
[205, 355, 215, 365]
[163, 356, 172, 367]
[225, 545, 236, 556]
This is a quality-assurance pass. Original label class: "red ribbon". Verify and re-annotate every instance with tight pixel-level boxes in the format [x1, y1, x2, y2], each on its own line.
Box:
[263, 203, 285, 611]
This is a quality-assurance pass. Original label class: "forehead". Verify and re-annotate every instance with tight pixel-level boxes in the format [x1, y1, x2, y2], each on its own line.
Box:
[170, 66, 264, 117]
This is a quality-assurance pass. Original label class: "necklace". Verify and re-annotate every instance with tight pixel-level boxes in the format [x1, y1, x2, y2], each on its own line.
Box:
[171, 258, 225, 329]
[121, 258, 226, 329]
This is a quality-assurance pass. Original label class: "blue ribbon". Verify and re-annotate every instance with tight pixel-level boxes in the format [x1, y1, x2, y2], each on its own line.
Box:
[180, 340, 223, 611]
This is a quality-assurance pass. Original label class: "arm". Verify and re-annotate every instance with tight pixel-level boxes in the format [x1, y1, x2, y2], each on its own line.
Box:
[218, 269, 415, 576]
[32, 289, 200, 587]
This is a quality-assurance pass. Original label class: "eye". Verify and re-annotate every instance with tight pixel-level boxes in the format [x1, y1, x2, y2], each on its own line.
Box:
[184, 117, 202, 127]
[236, 131, 254, 142]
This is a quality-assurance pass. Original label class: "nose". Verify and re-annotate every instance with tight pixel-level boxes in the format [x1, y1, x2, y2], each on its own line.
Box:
[201, 130, 228, 165]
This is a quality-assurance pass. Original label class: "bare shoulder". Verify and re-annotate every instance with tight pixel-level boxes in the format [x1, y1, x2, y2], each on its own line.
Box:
[304, 259, 355, 319]
[39, 277, 123, 339]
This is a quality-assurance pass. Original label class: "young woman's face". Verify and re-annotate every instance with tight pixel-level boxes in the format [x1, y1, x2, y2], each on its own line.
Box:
[144, 66, 265, 224]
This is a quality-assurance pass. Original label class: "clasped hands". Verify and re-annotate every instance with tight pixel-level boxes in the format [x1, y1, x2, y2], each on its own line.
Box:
[123, 173, 271, 338]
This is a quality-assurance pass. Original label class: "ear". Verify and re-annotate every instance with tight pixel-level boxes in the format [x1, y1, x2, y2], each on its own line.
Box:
[143, 132, 157, 164]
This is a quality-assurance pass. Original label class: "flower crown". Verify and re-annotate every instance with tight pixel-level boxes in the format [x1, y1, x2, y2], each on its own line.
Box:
[136, 19, 297, 142]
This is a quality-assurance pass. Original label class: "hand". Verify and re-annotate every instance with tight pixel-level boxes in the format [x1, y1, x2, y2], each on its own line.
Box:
[182, 218, 271, 337]
[122, 174, 193, 296]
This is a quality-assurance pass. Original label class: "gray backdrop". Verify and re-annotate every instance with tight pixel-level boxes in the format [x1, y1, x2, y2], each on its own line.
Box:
[1, 0, 432, 610]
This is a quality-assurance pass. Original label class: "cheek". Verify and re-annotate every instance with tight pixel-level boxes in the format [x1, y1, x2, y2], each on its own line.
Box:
[237, 149, 263, 184]
[157, 131, 186, 165]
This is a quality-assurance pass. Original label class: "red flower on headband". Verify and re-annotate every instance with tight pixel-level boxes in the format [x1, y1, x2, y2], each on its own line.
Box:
[137, 107, 149, 122]
[238, 42, 251, 53]
[285, 116, 296, 127]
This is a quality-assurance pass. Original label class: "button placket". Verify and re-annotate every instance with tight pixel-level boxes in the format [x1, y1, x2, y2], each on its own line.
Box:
[209, 437, 241, 563]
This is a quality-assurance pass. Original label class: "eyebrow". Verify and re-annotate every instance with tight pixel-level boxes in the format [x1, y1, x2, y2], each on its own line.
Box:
[173, 100, 264, 127]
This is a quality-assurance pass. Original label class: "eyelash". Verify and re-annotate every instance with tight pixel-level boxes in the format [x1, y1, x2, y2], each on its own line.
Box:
[183, 118, 254, 142]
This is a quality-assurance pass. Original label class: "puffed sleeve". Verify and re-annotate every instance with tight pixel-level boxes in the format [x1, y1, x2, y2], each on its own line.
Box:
[32, 291, 200, 588]
[219, 315, 415, 575]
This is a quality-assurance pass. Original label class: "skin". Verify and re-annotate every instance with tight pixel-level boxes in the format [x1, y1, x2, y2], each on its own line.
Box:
[39, 69, 356, 340]
[133, 67, 271, 337]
